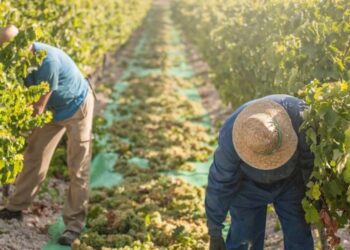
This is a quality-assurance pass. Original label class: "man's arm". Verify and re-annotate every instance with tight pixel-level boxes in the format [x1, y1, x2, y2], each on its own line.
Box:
[33, 90, 52, 115]
[205, 136, 241, 237]
[30, 58, 59, 115]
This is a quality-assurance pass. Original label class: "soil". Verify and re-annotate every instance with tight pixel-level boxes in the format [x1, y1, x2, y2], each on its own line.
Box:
[0, 179, 64, 250]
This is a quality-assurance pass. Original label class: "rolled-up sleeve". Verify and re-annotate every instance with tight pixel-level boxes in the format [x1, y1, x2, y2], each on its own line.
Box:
[205, 134, 241, 237]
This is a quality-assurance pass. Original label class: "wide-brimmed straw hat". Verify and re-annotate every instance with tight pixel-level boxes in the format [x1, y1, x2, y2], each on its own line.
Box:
[232, 99, 298, 170]
[0, 25, 19, 47]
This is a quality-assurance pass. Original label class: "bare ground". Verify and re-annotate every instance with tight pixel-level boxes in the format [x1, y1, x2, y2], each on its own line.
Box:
[0, 179, 64, 250]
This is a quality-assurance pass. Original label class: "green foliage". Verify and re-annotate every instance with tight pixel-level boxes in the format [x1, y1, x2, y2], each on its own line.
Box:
[0, 20, 52, 184]
[302, 198, 321, 225]
[172, 0, 350, 233]
[6, 0, 152, 74]
[301, 81, 350, 228]
[48, 136, 70, 181]
[172, 0, 350, 107]
[0, 0, 151, 185]
[92, 115, 109, 157]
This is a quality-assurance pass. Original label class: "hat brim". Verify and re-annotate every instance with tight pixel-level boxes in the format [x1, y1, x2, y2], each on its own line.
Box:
[232, 100, 298, 170]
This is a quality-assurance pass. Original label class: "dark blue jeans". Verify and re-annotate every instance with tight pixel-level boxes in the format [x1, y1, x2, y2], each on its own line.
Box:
[226, 171, 314, 250]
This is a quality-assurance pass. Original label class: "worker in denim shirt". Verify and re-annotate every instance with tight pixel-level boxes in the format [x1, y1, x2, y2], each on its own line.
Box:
[207, 95, 315, 250]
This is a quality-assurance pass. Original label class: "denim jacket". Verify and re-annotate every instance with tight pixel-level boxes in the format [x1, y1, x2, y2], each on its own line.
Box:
[205, 94, 314, 237]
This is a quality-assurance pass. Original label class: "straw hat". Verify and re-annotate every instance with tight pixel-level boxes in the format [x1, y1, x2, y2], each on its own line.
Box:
[0, 25, 19, 47]
[232, 99, 298, 170]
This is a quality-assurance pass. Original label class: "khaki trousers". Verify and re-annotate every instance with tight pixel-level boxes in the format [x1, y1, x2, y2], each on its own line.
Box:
[7, 90, 94, 233]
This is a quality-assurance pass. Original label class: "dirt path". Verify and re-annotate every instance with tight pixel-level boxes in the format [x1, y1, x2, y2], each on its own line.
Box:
[0, 180, 64, 250]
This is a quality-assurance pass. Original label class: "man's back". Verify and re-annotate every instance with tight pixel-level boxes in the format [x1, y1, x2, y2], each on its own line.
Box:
[25, 42, 88, 121]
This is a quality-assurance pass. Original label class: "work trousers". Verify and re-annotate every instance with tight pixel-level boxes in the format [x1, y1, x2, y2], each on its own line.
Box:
[226, 170, 314, 250]
[7, 90, 94, 233]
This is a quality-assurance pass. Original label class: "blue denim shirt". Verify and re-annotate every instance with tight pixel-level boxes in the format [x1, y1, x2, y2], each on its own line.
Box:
[205, 94, 314, 236]
[24, 42, 88, 122]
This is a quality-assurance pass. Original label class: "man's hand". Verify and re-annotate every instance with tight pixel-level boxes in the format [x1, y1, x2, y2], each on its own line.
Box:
[209, 236, 226, 250]
[0, 25, 19, 47]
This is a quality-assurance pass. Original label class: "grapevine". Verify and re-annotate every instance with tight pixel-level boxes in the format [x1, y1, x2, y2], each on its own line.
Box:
[0, 0, 151, 185]
[172, 0, 350, 245]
